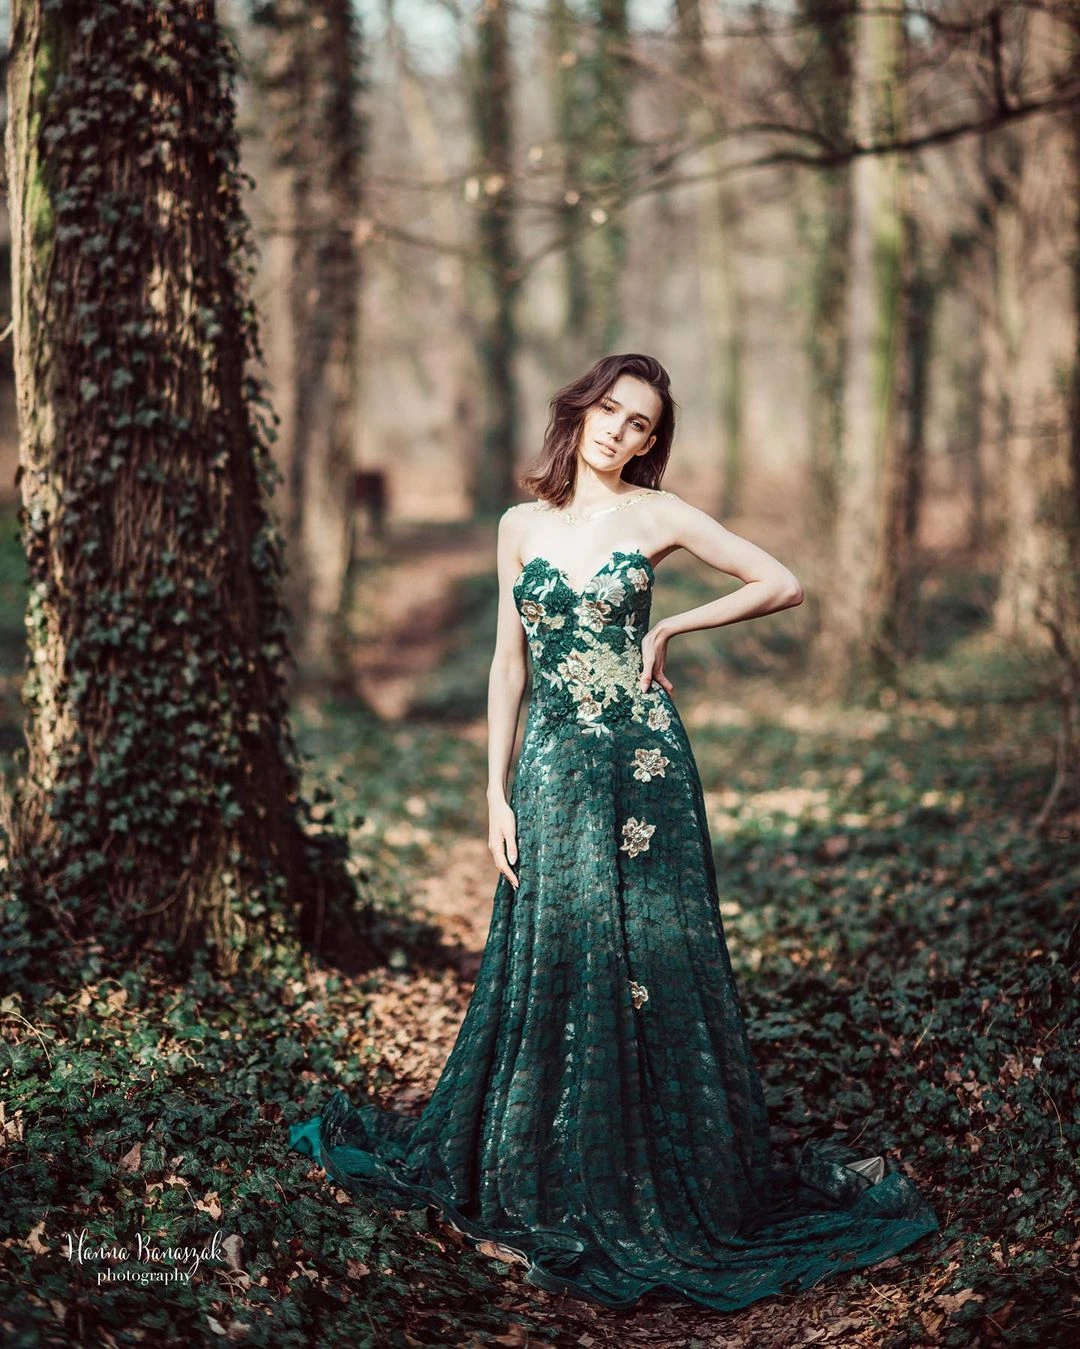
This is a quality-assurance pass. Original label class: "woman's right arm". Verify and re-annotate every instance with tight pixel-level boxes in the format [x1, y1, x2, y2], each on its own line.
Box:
[486, 506, 529, 889]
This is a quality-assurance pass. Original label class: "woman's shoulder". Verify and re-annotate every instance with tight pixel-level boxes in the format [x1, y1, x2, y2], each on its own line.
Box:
[498, 501, 542, 545]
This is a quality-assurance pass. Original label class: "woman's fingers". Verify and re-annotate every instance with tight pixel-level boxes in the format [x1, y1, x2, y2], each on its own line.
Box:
[489, 835, 519, 888]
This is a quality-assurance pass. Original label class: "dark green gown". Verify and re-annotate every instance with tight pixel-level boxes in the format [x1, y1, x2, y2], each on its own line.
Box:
[289, 547, 939, 1309]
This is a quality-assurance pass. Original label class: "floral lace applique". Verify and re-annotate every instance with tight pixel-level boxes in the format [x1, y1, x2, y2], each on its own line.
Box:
[646, 704, 671, 732]
[620, 816, 655, 857]
[628, 979, 650, 1009]
[632, 747, 670, 781]
[575, 598, 613, 634]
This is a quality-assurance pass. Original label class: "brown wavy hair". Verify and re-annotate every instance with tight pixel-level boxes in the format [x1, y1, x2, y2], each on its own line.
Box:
[519, 354, 678, 508]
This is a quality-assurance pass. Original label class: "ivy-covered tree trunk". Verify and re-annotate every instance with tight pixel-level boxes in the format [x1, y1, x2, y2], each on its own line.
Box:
[247, 0, 364, 696]
[2, 0, 366, 970]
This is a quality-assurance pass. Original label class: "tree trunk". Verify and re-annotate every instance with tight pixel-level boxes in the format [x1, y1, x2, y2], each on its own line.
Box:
[389, 20, 481, 496]
[547, 0, 632, 361]
[994, 8, 1080, 653]
[2, 0, 366, 970]
[673, 0, 745, 519]
[248, 0, 365, 695]
[468, 0, 519, 516]
[548, 0, 591, 375]
[794, 0, 853, 645]
[815, 0, 904, 697]
[580, 0, 630, 355]
[871, 199, 931, 676]
[967, 128, 1021, 557]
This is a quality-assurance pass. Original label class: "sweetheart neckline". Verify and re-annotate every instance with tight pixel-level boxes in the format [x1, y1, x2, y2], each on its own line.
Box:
[513, 548, 654, 599]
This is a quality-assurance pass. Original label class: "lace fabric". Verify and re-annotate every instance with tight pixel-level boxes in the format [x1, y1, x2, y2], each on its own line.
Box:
[289, 547, 940, 1309]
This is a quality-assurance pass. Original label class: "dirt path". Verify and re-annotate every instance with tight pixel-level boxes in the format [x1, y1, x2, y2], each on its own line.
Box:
[347, 523, 494, 720]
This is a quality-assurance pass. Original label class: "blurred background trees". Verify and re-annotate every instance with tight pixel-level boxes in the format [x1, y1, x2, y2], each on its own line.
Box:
[231, 0, 1079, 705]
[0, 0, 1077, 892]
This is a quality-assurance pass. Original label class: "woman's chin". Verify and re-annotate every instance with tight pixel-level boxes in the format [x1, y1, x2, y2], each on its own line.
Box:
[582, 454, 621, 474]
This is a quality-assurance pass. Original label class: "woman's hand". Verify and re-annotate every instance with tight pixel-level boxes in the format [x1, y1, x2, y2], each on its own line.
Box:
[639, 622, 675, 694]
[488, 798, 519, 889]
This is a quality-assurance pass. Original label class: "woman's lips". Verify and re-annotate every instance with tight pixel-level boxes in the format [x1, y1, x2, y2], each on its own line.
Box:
[596, 441, 616, 455]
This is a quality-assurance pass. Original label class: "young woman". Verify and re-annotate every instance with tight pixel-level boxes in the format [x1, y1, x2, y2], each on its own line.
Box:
[290, 354, 939, 1310]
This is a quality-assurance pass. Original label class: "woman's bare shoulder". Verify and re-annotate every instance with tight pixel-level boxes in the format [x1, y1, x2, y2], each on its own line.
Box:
[501, 500, 546, 529]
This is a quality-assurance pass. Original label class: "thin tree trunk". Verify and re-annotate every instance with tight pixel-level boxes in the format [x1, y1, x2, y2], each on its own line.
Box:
[968, 128, 1021, 557]
[390, 21, 480, 489]
[674, 0, 744, 519]
[581, 0, 630, 354]
[794, 0, 852, 645]
[3, 0, 365, 969]
[468, 0, 519, 516]
[250, 0, 365, 694]
[549, 0, 590, 375]
[994, 8, 1080, 652]
[872, 200, 931, 675]
[548, 0, 632, 360]
[816, 0, 904, 696]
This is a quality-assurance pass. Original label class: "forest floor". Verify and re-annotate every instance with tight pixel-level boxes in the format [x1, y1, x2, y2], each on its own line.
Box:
[1, 508, 1078, 1348]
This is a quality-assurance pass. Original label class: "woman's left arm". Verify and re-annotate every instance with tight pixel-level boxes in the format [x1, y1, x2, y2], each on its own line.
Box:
[639, 494, 803, 693]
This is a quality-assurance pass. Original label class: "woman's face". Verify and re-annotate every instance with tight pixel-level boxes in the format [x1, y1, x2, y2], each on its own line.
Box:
[577, 374, 661, 477]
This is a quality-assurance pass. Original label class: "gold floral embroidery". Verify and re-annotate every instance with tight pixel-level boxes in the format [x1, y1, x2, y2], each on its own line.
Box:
[556, 648, 593, 686]
[628, 979, 649, 1009]
[575, 597, 613, 634]
[543, 636, 651, 736]
[632, 747, 670, 781]
[647, 704, 671, 732]
[575, 690, 604, 723]
[520, 599, 546, 625]
[620, 815, 655, 857]
[626, 566, 650, 592]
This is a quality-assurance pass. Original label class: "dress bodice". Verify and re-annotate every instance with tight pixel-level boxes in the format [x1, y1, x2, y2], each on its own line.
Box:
[513, 549, 673, 737]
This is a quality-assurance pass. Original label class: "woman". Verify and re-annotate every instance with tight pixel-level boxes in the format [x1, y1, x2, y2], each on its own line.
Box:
[289, 354, 939, 1310]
